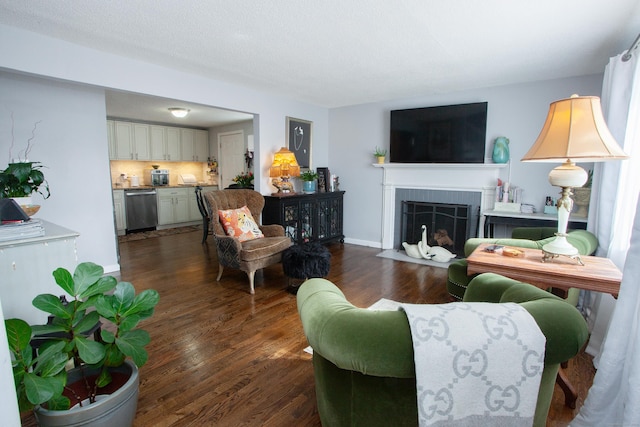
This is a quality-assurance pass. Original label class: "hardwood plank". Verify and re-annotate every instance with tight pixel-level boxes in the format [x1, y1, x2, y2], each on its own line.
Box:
[19, 230, 593, 426]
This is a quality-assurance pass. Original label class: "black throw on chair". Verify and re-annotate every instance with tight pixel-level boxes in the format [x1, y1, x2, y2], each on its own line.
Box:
[195, 186, 211, 243]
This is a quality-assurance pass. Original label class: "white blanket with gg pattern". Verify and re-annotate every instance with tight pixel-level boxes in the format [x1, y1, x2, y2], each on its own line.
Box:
[400, 302, 545, 427]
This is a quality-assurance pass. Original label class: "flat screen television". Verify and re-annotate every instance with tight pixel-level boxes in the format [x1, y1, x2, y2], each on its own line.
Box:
[390, 102, 488, 163]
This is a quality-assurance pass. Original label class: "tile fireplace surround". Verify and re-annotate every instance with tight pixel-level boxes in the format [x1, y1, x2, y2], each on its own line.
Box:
[374, 163, 506, 250]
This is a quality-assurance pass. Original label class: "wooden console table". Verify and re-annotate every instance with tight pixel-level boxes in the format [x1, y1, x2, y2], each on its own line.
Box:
[467, 243, 622, 408]
[467, 243, 621, 297]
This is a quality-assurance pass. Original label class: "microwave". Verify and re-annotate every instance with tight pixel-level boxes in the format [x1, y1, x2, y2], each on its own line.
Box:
[149, 169, 169, 186]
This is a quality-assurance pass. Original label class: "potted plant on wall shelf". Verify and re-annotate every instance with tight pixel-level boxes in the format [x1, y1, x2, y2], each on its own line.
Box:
[0, 119, 50, 216]
[0, 161, 50, 212]
[4, 262, 159, 427]
[299, 170, 319, 194]
[373, 146, 387, 164]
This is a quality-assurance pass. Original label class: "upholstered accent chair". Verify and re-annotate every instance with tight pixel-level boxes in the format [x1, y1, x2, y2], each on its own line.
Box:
[297, 274, 588, 427]
[204, 189, 292, 294]
[446, 228, 598, 301]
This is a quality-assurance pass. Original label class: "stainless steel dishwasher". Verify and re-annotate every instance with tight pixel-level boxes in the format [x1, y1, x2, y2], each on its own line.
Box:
[125, 189, 158, 232]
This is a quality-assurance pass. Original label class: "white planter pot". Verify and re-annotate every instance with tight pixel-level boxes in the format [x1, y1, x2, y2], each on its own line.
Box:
[34, 360, 139, 427]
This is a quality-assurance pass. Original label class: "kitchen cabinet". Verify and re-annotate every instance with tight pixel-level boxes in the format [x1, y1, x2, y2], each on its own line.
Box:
[107, 121, 116, 159]
[194, 130, 209, 162]
[113, 189, 126, 235]
[111, 121, 151, 160]
[150, 125, 181, 161]
[149, 125, 164, 161]
[108, 120, 207, 162]
[157, 188, 190, 225]
[167, 127, 181, 161]
[132, 124, 151, 160]
[180, 129, 195, 161]
[263, 191, 345, 244]
[181, 129, 209, 161]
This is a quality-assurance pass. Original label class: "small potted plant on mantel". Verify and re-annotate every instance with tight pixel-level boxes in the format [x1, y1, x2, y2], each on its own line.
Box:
[374, 146, 387, 164]
[4, 262, 159, 426]
[299, 170, 319, 194]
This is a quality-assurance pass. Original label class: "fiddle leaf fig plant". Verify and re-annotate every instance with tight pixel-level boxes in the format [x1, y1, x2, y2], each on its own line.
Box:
[5, 262, 159, 412]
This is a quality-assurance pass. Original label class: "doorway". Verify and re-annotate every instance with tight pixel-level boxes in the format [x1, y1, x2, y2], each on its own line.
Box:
[219, 130, 246, 189]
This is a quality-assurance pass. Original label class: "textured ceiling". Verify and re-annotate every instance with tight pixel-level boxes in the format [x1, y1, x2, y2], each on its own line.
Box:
[1, 0, 639, 109]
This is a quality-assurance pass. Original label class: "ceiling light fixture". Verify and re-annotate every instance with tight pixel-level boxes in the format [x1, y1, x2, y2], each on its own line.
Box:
[169, 107, 190, 118]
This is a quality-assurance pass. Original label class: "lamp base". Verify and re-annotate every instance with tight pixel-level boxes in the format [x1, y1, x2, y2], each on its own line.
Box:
[271, 177, 294, 193]
[542, 235, 584, 265]
[540, 164, 589, 267]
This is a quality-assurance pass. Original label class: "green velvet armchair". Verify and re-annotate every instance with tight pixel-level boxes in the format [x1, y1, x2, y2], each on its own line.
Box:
[297, 275, 588, 427]
[446, 228, 598, 301]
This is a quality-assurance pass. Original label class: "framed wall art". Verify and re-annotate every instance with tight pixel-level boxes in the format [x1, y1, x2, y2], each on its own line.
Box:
[316, 167, 330, 193]
[286, 117, 312, 169]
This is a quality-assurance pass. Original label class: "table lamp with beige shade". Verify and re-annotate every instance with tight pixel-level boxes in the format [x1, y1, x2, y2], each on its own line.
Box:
[269, 147, 300, 194]
[522, 94, 628, 263]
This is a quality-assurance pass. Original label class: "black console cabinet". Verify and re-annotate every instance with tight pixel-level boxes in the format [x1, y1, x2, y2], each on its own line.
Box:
[263, 191, 345, 244]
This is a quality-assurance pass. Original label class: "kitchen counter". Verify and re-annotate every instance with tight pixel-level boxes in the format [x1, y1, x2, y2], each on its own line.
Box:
[113, 184, 217, 190]
[112, 184, 218, 234]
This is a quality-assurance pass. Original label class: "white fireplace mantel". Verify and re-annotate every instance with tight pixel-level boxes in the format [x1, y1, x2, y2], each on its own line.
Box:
[374, 163, 507, 249]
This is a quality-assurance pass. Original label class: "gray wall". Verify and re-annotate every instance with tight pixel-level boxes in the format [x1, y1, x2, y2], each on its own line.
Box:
[0, 72, 118, 270]
[329, 74, 603, 247]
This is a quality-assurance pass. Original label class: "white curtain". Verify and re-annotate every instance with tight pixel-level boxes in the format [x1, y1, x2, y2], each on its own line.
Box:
[582, 50, 640, 357]
[571, 51, 640, 426]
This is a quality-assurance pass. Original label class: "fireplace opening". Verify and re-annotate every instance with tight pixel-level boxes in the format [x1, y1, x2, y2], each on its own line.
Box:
[399, 201, 472, 256]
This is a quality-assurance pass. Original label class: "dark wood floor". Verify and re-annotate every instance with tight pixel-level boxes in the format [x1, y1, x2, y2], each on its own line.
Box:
[21, 229, 595, 426]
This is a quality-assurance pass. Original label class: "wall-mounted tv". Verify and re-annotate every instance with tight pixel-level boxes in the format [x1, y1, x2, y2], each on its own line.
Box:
[390, 102, 488, 164]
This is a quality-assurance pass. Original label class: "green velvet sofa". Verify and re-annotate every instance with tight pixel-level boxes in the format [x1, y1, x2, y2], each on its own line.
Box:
[297, 275, 588, 427]
[446, 228, 598, 301]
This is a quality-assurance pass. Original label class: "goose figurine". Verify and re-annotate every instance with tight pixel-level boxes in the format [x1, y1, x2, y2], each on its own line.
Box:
[417, 225, 434, 259]
[402, 242, 423, 259]
[428, 245, 457, 263]
[417, 225, 456, 262]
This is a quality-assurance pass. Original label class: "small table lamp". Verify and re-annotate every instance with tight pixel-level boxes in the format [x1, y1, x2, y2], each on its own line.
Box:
[269, 147, 301, 194]
[522, 94, 628, 263]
